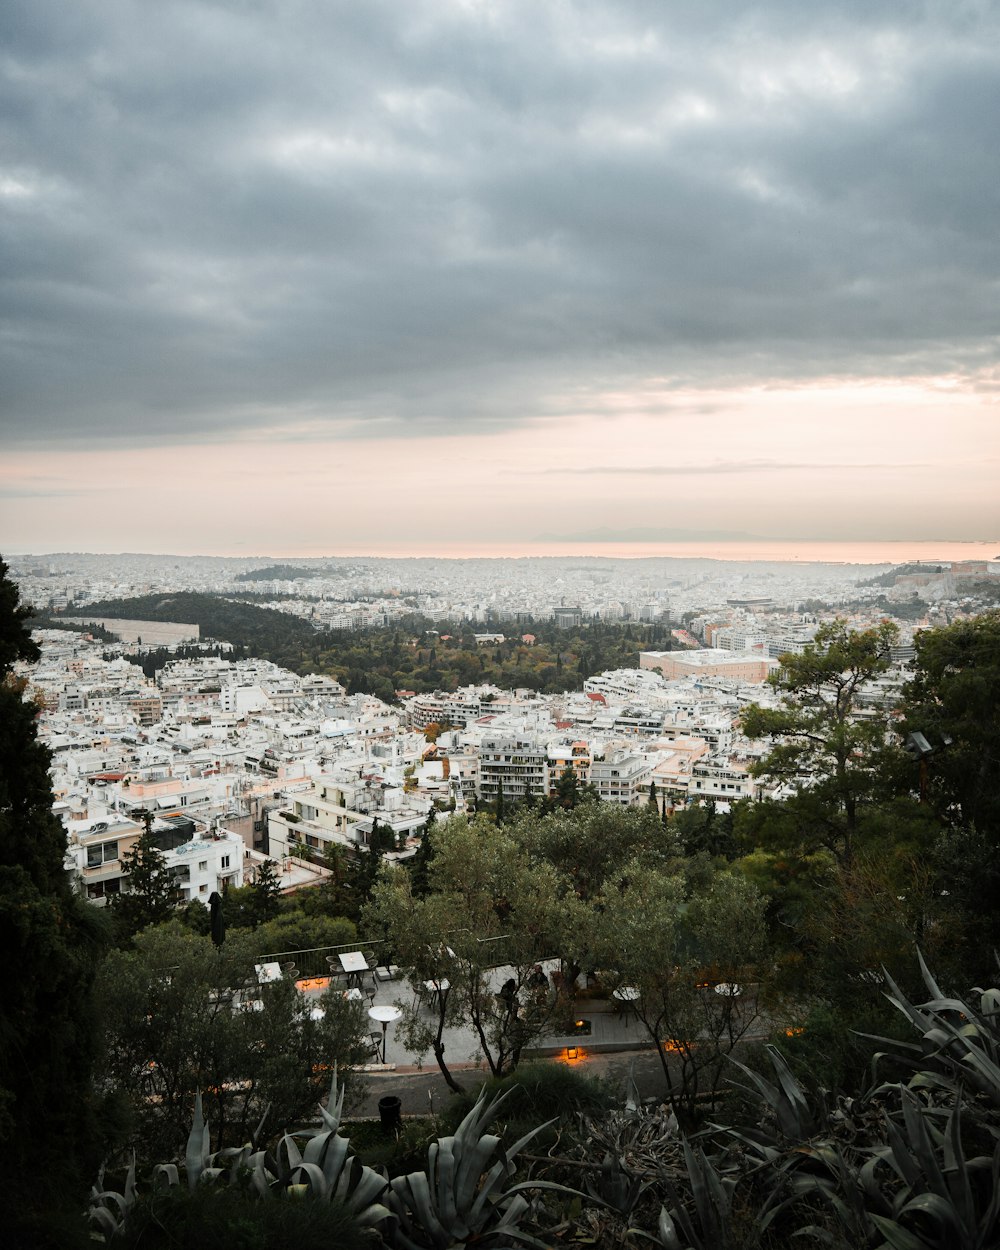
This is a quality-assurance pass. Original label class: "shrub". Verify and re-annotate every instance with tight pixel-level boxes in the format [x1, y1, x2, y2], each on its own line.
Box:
[437, 1061, 614, 1139]
[117, 1185, 370, 1250]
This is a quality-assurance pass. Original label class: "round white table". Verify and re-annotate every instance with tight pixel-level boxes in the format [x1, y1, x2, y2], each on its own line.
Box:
[612, 985, 640, 1024]
[369, 1004, 403, 1062]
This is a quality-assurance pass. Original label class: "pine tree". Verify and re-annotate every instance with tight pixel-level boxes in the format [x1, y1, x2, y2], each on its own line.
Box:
[411, 810, 436, 897]
[0, 558, 107, 1243]
[250, 858, 283, 925]
[111, 810, 177, 939]
[554, 766, 581, 810]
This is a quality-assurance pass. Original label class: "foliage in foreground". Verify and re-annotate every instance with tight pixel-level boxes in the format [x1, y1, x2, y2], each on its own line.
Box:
[91, 1070, 576, 1249]
[87, 953, 1000, 1248]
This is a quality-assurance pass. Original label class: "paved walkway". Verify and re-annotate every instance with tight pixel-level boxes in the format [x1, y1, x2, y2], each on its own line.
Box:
[296, 966, 754, 1119]
[294, 961, 771, 1123]
[354, 1047, 671, 1119]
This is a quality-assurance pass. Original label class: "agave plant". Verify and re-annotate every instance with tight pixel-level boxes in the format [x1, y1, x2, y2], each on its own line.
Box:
[585, 1152, 652, 1217]
[646, 1137, 760, 1250]
[725, 1044, 827, 1145]
[387, 1086, 573, 1249]
[792, 1089, 1000, 1249]
[148, 1091, 268, 1191]
[249, 1067, 392, 1230]
[88, 1152, 138, 1241]
[871, 951, 1000, 1115]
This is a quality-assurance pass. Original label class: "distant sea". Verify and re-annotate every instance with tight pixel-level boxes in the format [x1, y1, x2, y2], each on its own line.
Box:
[330, 540, 1000, 565]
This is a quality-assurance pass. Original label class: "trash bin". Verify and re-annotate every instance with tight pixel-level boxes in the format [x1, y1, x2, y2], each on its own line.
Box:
[378, 1094, 402, 1134]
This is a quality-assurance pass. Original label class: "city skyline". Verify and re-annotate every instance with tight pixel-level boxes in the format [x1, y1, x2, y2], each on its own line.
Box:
[2, 1, 998, 554]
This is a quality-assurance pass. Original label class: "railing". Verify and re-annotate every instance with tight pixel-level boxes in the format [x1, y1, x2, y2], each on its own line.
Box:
[254, 939, 388, 981]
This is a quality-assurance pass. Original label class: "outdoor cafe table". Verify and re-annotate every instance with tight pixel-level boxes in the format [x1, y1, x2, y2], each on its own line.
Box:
[612, 985, 640, 1024]
[254, 961, 282, 984]
[339, 951, 370, 987]
[368, 1004, 403, 1062]
[423, 978, 450, 1008]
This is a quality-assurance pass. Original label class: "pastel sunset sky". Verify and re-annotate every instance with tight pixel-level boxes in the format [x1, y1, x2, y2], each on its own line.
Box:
[2, 1, 998, 555]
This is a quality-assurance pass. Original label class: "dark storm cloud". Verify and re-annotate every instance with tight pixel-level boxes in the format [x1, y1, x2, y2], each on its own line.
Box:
[2, 0, 998, 447]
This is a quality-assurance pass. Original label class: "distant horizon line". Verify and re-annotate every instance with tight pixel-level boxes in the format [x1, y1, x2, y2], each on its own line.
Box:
[7, 537, 1000, 566]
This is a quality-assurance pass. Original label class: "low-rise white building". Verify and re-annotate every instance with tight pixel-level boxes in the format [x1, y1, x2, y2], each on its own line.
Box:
[589, 751, 654, 805]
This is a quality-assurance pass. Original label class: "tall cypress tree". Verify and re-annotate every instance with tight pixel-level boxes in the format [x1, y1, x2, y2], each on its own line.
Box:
[0, 558, 106, 1245]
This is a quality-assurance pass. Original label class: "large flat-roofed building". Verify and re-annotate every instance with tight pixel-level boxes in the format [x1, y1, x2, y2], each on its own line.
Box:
[640, 649, 777, 684]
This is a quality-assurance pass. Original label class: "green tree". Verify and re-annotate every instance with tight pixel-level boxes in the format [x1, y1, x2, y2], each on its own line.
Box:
[95, 924, 369, 1163]
[253, 911, 357, 959]
[248, 858, 282, 926]
[366, 817, 563, 1090]
[672, 800, 736, 860]
[552, 765, 582, 811]
[509, 801, 681, 989]
[0, 558, 107, 1244]
[112, 815, 178, 939]
[410, 810, 437, 897]
[741, 619, 903, 866]
[901, 610, 1000, 831]
[592, 865, 768, 1118]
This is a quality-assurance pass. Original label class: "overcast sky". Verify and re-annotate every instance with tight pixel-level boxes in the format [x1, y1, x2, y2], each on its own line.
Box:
[2, 0, 998, 555]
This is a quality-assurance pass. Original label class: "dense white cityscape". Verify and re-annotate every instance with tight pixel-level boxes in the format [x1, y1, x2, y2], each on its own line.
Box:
[9, 551, 997, 916]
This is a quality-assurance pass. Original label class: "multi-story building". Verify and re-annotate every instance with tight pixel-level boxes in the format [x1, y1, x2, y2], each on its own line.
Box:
[546, 740, 591, 790]
[640, 649, 777, 684]
[478, 736, 550, 803]
[267, 782, 367, 859]
[589, 751, 654, 805]
[65, 817, 245, 905]
[688, 759, 758, 806]
[65, 817, 142, 904]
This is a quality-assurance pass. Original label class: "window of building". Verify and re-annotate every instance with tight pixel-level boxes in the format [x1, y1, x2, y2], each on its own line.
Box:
[221, 855, 230, 869]
[198, 860, 208, 871]
[86, 878, 120, 899]
[86, 840, 118, 868]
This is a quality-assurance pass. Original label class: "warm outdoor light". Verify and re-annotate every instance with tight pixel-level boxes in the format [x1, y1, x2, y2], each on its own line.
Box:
[567, 1046, 579, 1059]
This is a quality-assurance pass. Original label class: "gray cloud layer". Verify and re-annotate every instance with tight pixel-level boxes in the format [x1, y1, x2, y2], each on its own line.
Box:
[2, 0, 998, 447]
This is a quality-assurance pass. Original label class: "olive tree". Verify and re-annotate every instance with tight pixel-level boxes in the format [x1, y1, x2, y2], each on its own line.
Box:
[366, 816, 565, 1090]
[589, 864, 768, 1120]
[96, 923, 369, 1161]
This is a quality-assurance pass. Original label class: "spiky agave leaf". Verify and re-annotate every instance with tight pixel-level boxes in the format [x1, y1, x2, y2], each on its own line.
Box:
[727, 1045, 822, 1142]
[185, 1092, 211, 1191]
[389, 1086, 567, 1250]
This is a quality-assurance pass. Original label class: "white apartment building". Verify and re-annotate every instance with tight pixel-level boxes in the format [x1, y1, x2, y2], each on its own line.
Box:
[584, 668, 668, 701]
[689, 759, 758, 806]
[65, 818, 245, 905]
[478, 736, 550, 803]
[589, 751, 654, 805]
[167, 829, 245, 901]
[267, 782, 367, 859]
